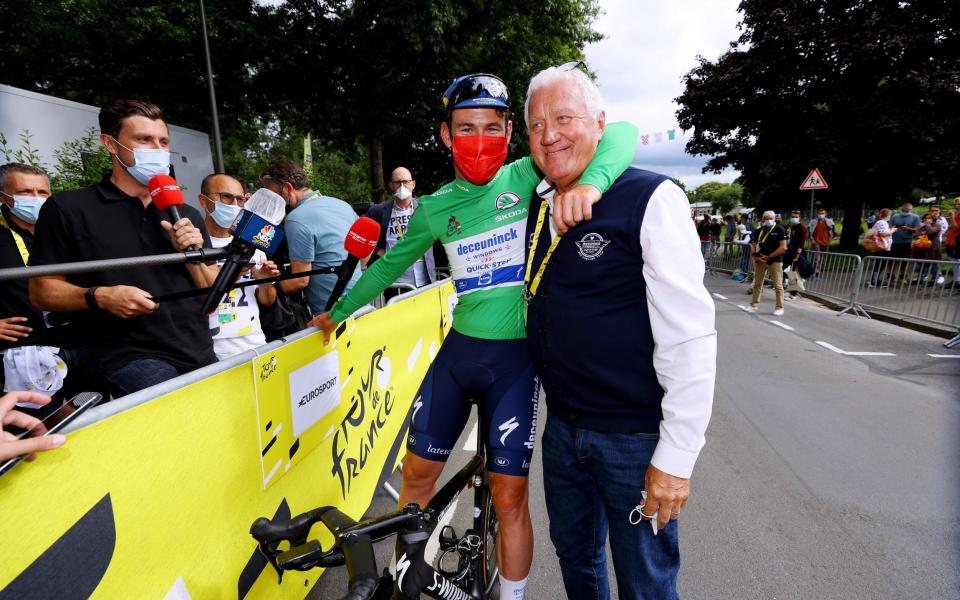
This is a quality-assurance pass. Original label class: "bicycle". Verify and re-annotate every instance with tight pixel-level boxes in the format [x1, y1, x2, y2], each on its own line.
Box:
[250, 413, 499, 600]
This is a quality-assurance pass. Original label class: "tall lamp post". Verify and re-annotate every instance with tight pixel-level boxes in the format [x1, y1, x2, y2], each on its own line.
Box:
[199, 0, 225, 173]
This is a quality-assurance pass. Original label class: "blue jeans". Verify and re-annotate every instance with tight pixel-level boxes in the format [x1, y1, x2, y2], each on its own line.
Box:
[542, 414, 680, 600]
[104, 358, 180, 398]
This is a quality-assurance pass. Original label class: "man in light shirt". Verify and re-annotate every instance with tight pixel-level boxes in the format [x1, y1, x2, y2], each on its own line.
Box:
[523, 64, 717, 600]
[364, 167, 438, 298]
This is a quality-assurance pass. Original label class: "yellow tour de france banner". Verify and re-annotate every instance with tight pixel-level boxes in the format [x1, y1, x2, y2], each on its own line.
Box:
[0, 282, 456, 600]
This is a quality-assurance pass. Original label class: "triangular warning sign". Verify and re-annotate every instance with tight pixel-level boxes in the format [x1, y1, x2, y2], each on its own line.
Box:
[800, 168, 828, 190]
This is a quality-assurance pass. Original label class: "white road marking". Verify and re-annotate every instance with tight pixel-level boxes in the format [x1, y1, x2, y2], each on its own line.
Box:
[769, 320, 795, 331]
[737, 304, 754, 312]
[712, 293, 729, 300]
[463, 422, 478, 452]
[816, 341, 895, 356]
[928, 354, 960, 358]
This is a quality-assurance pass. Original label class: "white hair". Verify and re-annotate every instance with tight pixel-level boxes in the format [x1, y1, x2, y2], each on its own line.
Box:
[762, 210, 776, 219]
[524, 66, 605, 129]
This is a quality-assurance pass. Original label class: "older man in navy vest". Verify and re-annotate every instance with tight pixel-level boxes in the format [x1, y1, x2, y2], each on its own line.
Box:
[523, 64, 717, 600]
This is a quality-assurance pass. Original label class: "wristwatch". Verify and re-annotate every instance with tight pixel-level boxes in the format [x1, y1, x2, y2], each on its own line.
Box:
[85, 286, 101, 310]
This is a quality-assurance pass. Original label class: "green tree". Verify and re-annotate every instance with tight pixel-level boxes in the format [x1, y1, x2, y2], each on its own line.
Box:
[676, 0, 960, 249]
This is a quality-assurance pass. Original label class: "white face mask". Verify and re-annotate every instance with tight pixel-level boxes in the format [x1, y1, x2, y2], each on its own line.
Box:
[763, 219, 775, 227]
[395, 184, 412, 201]
[111, 137, 170, 186]
[3, 193, 45, 224]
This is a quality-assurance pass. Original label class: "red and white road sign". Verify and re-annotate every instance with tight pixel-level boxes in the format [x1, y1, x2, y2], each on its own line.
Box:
[800, 168, 828, 190]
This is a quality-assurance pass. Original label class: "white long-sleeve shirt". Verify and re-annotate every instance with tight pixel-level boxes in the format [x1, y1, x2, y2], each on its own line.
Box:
[541, 178, 717, 478]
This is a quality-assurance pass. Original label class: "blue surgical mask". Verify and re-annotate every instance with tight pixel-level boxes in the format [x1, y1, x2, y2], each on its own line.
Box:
[3, 194, 44, 224]
[763, 219, 775, 227]
[207, 200, 242, 229]
[111, 137, 170, 186]
[789, 217, 799, 224]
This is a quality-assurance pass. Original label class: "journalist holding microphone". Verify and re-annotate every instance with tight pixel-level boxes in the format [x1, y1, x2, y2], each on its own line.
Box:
[28, 99, 218, 398]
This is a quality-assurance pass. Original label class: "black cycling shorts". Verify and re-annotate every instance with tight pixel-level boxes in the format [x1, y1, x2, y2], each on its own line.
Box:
[405, 329, 539, 477]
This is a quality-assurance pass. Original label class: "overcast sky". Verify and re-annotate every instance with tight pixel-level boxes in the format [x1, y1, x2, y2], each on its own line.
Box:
[584, 0, 742, 189]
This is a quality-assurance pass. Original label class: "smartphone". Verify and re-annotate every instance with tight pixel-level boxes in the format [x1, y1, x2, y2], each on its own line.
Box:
[0, 391, 102, 477]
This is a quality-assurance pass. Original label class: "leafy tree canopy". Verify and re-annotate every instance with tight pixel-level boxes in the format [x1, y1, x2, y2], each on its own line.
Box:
[675, 0, 960, 248]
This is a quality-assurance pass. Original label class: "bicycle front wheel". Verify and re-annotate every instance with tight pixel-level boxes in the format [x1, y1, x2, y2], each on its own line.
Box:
[480, 490, 499, 598]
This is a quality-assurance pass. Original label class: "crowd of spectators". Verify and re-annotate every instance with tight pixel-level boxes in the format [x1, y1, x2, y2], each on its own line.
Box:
[0, 98, 439, 445]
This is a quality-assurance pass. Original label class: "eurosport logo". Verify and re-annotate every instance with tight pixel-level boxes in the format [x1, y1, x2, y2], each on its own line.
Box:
[494, 457, 509, 467]
[495, 191, 521, 210]
[576, 232, 611, 260]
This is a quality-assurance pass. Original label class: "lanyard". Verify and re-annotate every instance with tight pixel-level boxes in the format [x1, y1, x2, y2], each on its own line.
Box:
[299, 191, 321, 206]
[523, 200, 562, 304]
[757, 225, 775, 245]
[0, 212, 29, 266]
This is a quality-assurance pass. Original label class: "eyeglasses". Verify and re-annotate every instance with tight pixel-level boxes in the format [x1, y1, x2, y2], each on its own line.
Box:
[391, 179, 414, 186]
[557, 60, 587, 73]
[205, 192, 246, 206]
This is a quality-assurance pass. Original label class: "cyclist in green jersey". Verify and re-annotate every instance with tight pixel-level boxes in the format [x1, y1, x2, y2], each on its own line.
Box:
[311, 73, 636, 598]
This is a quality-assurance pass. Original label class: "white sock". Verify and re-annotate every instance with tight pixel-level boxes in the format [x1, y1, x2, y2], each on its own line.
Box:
[499, 575, 528, 600]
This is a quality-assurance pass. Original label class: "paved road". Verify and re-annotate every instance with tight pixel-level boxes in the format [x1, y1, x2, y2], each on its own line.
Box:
[313, 274, 959, 599]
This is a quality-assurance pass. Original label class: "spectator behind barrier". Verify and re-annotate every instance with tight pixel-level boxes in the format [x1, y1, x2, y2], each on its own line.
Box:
[260, 158, 361, 316]
[364, 166, 440, 299]
[0, 163, 104, 416]
[199, 173, 290, 360]
[28, 99, 219, 399]
[0, 391, 65, 462]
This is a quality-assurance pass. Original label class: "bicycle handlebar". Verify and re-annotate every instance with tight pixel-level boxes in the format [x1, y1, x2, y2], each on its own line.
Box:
[250, 455, 486, 600]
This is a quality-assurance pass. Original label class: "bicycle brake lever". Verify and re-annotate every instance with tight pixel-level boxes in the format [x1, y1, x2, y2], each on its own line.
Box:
[254, 538, 285, 584]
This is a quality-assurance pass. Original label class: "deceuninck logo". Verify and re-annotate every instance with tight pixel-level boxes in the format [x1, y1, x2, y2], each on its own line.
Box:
[575, 232, 611, 260]
[495, 191, 521, 210]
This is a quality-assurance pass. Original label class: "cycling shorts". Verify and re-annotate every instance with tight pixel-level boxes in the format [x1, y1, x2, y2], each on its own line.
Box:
[405, 329, 539, 477]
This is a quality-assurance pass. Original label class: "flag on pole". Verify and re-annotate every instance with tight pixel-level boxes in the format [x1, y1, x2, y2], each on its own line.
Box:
[667, 129, 676, 140]
[641, 134, 650, 145]
[654, 132, 663, 143]
[303, 134, 313, 170]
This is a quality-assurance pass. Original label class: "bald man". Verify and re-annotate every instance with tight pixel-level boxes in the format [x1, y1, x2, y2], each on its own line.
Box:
[364, 167, 438, 295]
[198, 173, 282, 360]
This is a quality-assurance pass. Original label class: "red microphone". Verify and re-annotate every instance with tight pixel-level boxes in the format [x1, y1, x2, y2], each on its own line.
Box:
[148, 174, 198, 251]
[324, 217, 381, 311]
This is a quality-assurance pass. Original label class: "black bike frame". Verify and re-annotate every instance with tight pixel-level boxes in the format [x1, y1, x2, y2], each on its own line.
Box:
[252, 452, 489, 600]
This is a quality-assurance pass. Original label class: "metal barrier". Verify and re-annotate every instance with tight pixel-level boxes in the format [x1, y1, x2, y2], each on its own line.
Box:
[704, 242, 754, 277]
[703, 244, 959, 347]
[799, 250, 864, 307]
[844, 255, 960, 337]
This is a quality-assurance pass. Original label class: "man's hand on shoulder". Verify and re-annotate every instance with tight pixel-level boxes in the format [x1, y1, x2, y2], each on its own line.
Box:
[642, 464, 690, 531]
[552, 184, 601, 234]
[95, 286, 158, 318]
[161, 218, 203, 252]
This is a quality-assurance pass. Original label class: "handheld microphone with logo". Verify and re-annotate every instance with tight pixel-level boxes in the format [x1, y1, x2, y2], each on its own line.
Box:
[324, 217, 380, 312]
[148, 174, 198, 251]
[200, 188, 287, 315]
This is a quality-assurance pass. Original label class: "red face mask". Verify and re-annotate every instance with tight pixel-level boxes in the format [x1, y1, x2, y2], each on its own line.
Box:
[451, 135, 509, 184]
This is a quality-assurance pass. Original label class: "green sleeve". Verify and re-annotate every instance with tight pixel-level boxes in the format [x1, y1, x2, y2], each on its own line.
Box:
[578, 121, 638, 193]
[330, 204, 437, 322]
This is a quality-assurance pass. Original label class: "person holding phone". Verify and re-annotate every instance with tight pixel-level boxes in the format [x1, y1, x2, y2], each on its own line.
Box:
[0, 391, 65, 462]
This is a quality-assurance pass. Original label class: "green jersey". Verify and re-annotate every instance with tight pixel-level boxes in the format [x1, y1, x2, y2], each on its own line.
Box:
[330, 122, 638, 340]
